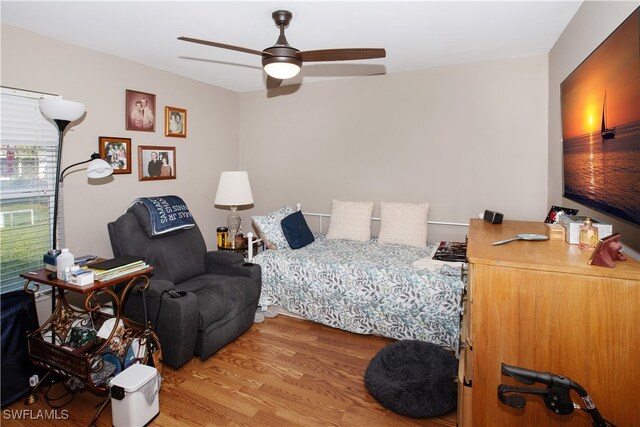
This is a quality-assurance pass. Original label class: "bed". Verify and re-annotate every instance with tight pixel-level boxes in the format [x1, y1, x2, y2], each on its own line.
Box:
[250, 202, 466, 353]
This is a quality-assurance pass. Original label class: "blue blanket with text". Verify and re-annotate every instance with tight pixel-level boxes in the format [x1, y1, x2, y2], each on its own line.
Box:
[130, 196, 195, 236]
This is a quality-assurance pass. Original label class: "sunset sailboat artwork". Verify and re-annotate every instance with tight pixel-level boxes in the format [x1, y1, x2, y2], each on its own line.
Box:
[560, 8, 639, 226]
[601, 90, 615, 140]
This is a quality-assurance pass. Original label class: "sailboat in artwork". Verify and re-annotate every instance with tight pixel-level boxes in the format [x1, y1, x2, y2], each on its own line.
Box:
[601, 90, 615, 140]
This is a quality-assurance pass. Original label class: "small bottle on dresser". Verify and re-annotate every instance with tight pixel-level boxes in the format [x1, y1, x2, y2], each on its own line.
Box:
[579, 218, 598, 250]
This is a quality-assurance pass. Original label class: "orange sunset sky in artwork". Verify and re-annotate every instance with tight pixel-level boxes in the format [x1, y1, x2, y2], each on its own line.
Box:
[561, 9, 639, 140]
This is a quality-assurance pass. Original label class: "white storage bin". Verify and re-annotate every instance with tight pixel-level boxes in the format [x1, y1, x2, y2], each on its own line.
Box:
[110, 364, 160, 426]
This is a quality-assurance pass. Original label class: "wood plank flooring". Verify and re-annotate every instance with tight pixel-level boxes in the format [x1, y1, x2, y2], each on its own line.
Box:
[4, 315, 457, 426]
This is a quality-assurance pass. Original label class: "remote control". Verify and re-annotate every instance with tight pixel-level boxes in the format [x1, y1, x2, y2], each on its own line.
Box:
[167, 290, 182, 298]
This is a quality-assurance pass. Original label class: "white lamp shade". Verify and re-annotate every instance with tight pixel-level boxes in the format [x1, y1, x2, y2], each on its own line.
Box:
[214, 171, 254, 206]
[39, 99, 86, 122]
[87, 158, 114, 179]
[264, 62, 301, 80]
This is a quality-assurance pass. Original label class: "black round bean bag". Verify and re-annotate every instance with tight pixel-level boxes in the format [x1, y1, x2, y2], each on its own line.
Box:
[364, 340, 458, 418]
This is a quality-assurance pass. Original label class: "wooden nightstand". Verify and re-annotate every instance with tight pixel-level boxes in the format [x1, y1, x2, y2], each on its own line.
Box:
[218, 239, 262, 260]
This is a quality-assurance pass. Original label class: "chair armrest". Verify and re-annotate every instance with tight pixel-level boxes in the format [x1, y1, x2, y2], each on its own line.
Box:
[228, 263, 262, 292]
[205, 250, 244, 266]
[121, 278, 198, 369]
[142, 279, 177, 297]
[152, 290, 198, 368]
[204, 252, 261, 291]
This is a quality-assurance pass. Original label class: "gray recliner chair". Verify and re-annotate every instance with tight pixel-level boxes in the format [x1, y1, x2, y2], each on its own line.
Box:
[107, 202, 261, 368]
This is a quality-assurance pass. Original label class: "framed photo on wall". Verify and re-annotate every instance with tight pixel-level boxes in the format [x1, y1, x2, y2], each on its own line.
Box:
[138, 145, 176, 181]
[126, 89, 156, 132]
[165, 106, 187, 138]
[98, 136, 131, 174]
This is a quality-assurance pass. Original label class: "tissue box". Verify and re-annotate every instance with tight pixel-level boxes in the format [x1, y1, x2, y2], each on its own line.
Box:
[68, 269, 94, 286]
[559, 215, 612, 244]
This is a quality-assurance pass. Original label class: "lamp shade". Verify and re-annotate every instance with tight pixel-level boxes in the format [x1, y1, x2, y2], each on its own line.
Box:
[214, 171, 254, 206]
[264, 61, 301, 80]
[87, 158, 114, 179]
[39, 99, 85, 122]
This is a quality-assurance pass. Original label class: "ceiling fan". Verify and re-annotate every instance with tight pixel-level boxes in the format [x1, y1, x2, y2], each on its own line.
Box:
[178, 10, 386, 87]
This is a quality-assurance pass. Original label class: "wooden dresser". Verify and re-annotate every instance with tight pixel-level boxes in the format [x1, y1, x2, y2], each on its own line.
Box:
[458, 219, 639, 427]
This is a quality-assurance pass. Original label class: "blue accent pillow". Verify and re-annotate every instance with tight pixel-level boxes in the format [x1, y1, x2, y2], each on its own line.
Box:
[281, 211, 315, 249]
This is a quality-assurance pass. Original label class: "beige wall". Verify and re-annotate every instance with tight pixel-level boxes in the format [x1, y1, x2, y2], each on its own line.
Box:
[1, 25, 239, 256]
[548, 2, 640, 253]
[239, 55, 549, 243]
[8, 6, 636, 255]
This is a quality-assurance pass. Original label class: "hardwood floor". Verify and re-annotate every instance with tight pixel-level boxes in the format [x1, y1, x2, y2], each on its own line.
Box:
[4, 315, 457, 426]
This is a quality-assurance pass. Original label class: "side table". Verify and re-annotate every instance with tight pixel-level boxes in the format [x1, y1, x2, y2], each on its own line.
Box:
[218, 239, 262, 260]
[20, 267, 160, 426]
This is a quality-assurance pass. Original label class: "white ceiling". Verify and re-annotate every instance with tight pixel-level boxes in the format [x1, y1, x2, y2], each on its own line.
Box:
[1, 1, 582, 93]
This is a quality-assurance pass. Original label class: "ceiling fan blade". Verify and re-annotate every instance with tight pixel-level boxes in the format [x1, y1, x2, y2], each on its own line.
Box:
[300, 48, 386, 62]
[178, 36, 270, 57]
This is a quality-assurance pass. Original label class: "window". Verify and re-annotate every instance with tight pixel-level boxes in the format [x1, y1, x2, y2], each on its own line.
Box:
[1, 87, 59, 294]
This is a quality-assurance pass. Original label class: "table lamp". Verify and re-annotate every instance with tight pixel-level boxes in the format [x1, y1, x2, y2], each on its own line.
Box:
[214, 171, 254, 246]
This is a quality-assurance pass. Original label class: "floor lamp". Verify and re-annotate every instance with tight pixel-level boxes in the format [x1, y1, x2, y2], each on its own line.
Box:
[60, 152, 113, 184]
[38, 99, 113, 324]
[39, 98, 87, 252]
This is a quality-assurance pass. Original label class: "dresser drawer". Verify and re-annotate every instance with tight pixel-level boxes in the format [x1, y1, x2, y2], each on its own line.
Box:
[460, 299, 473, 383]
[457, 348, 473, 427]
[465, 263, 473, 303]
[464, 336, 473, 383]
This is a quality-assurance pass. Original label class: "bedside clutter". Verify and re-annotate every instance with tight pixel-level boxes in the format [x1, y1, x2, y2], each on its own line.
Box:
[559, 215, 613, 244]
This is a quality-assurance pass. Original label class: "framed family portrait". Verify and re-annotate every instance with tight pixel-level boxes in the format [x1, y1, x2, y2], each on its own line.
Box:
[138, 145, 176, 181]
[98, 136, 131, 174]
[165, 106, 187, 138]
[126, 89, 156, 132]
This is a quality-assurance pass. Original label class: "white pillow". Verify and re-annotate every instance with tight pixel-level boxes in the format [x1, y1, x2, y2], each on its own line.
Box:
[251, 206, 294, 249]
[326, 200, 374, 241]
[378, 202, 429, 248]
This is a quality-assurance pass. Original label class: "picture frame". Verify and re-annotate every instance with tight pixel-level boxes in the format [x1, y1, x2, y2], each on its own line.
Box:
[126, 89, 156, 132]
[138, 145, 176, 181]
[544, 205, 578, 224]
[165, 106, 187, 138]
[561, 9, 640, 226]
[588, 233, 626, 268]
[98, 136, 131, 174]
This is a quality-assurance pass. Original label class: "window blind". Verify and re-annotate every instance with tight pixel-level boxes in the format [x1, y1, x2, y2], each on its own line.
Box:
[1, 87, 59, 294]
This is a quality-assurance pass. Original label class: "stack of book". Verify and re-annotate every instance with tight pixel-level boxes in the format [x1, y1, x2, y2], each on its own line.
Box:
[84, 256, 149, 282]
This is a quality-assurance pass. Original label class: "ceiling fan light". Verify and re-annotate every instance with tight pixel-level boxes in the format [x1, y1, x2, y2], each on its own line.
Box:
[264, 61, 301, 80]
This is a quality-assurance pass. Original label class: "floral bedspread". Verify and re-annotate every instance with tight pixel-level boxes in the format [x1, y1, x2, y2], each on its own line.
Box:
[253, 235, 465, 352]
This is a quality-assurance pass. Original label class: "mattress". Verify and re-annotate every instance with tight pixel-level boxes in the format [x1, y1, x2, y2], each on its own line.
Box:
[253, 235, 465, 352]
